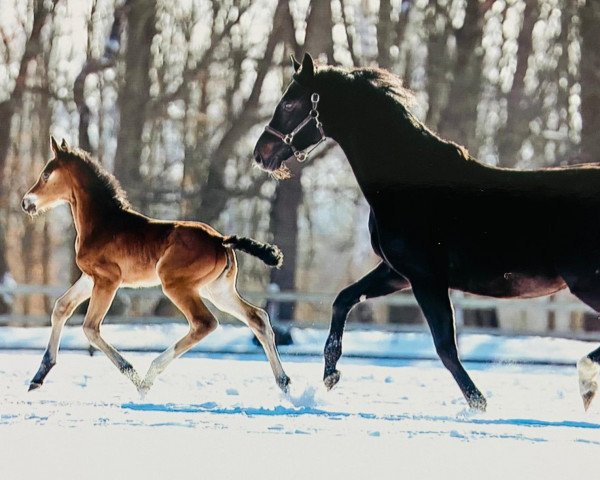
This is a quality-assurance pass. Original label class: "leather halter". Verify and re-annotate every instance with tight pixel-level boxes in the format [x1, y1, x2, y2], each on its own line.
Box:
[263, 87, 326, 163]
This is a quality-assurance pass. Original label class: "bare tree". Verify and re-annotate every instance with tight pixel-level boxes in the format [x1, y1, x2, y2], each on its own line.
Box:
[0, 0, 55, 313]
[194, 0, 298, 224]
[267, 0, 335, 321]
[437, 0, 493, 149]
[113, 0, 157, 205]
[496, 0, 539, 167]
[580, 0, 600, 163]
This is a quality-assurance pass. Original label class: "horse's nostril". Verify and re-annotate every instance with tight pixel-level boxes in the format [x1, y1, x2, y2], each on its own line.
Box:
[253, 149, 263, 165]
[22, 196, 37, 214]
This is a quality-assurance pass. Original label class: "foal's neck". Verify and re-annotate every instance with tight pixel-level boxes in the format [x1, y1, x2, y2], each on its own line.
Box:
[69, 185, 124, 245]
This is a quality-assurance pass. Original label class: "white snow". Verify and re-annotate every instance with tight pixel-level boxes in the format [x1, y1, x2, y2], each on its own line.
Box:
[1, 326, 599, 479]
[0, 323, 595, 364]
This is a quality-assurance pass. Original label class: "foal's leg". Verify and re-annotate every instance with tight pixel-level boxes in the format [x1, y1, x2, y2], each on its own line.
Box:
[82, 281, 143, 388]
[202, 271, 290, 392]
[324, 262, 409, 390]
[29, 274, 93, 390]
[140, 286, 217, 395]
[410, 276, 486, 410]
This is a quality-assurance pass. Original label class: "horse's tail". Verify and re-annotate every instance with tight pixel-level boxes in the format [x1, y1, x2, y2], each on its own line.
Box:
[222, 235, 283, 268]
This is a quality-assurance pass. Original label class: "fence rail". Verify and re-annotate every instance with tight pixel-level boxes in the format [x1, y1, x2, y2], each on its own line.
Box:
[1, 283, 599, 340]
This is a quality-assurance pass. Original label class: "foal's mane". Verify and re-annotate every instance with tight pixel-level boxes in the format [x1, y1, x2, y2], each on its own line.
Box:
[60, 146, 131, 210]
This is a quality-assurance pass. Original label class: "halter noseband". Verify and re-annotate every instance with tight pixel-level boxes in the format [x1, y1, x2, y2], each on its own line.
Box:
[264, 89, 326, 163]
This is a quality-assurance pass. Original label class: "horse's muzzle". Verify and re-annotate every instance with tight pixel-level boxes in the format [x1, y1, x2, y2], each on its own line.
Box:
[21, 195, 37, 215]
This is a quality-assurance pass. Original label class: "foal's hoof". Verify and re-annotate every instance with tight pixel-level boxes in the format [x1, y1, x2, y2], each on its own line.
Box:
[137, 380, 152, 399]
[278, 375, 291, 394]
[324, 370, 341, 391]
[28, 382, 42, 392]
[578, 357, 599, 411]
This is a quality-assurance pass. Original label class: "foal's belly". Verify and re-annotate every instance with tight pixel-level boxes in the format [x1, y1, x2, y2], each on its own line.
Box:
[120, 261, 161, 288]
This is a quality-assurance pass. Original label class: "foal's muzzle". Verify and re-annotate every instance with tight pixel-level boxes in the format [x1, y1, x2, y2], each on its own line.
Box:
[21, 195, 37, 215]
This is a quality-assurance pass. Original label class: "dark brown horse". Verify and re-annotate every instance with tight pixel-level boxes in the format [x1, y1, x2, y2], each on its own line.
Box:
[22, 137, 290, 395]
[254, 53, 600, 411]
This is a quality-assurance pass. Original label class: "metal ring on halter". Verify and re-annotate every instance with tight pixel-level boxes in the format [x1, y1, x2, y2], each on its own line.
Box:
[294, 151, 307, 162]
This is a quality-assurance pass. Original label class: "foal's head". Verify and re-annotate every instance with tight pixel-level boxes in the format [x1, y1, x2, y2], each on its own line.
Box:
[22, 137, 129, 215]
[253, 53, 325, 177]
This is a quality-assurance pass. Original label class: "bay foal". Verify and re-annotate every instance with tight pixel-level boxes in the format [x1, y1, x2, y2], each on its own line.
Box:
[22, 137, 290, 395]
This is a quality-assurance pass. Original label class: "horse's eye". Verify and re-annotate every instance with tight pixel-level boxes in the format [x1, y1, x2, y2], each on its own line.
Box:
[41, 171, 50, 182]
[283, 102, 294, 112]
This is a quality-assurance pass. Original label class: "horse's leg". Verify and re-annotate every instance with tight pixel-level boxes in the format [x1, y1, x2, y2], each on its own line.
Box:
[410, 276, 486, 410]
[559, 273, 600, 410]
[140, 286, 217, 395]
[82, 280, 143, 388]
[201, 264, 290, 392]
[324, 262, 409, 390]
[29, 274, 93, 390]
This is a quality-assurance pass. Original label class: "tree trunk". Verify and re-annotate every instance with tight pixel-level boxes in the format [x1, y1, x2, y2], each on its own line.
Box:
[195, 0, 297, 223]
[437, 0, 491, 150]
[266, 0, 334, 321]
[376, 0, 394, 70]
[305, 0, 335, 61]
[580, 0, 600, 163]
[0, 0, 53, 313]
[268, 161, 302, 321]
[497, 0, 539, 167]
[113, 0, 156, 205]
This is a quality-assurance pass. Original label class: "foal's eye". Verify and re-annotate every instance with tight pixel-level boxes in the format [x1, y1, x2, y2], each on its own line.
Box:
[283, 102, 294, 112]
[41, 171, 50, 182]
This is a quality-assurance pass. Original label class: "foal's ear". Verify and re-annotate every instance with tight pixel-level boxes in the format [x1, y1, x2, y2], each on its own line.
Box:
[299, 52, 315, 79]
[50, 136, 60, 156]
[61, 138, 69, 149]
[291, 54, 301, 72]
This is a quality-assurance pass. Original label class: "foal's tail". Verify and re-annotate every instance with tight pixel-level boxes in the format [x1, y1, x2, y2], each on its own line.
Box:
[222, 235, 283, 268]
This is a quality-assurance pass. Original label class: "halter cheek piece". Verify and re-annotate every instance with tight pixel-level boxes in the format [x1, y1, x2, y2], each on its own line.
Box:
[264, 92, 326, 163]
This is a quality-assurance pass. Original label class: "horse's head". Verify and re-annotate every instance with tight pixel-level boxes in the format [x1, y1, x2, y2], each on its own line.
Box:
[22, 137, 73, 215]
[253, 53, 326, 177]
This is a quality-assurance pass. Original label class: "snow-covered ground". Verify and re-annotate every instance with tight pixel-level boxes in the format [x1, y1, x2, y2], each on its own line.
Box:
[1, 325, 600, 479]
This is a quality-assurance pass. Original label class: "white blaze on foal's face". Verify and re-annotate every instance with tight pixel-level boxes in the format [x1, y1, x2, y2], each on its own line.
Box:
[22, 160, 71, 215]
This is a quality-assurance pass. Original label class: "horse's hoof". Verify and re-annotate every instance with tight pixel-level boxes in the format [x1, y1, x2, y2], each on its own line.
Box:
[467, 395, 487, 412]
[578, 357, 599, 411]
[582, 391, 595, 411]
[28, 382, 42, 392]
[324, 370, 341, 391]
[137, 381, 151, 399]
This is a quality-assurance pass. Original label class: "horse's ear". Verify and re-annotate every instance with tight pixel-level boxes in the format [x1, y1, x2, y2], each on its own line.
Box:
[291, 54, 301, 72]
[61, 138, 69, 149]
[299, 52, 314, 79]
[50, 136, 60, 156]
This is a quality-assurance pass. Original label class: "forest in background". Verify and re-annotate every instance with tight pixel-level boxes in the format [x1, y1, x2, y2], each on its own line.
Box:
[1, 0, 600, 324]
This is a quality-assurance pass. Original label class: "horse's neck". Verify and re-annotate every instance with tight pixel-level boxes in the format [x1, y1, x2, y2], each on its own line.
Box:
[330, 103, 471, 199]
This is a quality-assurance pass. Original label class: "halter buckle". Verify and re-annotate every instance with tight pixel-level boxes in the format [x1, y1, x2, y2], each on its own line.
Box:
[295, 151, 307, 162]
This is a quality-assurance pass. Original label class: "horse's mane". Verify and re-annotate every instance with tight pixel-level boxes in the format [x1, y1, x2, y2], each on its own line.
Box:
[351, 68, 416, 108]
[314, 65, 471, 161]
[60, 146, 131, 210]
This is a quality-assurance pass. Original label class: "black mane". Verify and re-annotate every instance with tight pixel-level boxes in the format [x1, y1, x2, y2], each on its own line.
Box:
[312, 65, 471, 161]
[60, 147, 130, 210]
